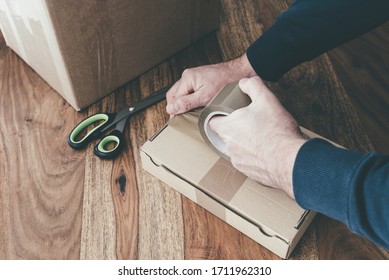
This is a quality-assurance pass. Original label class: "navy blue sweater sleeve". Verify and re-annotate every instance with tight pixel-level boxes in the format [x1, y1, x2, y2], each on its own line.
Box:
[293, 139, 389, 249]
[246, 0, 389, 81]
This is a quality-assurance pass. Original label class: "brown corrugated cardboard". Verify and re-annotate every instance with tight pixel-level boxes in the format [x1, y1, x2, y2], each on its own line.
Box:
[140, 110, 322, 259]
[0, 0, 220, 110]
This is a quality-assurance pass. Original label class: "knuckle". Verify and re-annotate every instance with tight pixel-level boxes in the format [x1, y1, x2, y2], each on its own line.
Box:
[166, 91, 175, 101]
[177, 97, 193, 112]
[166, 83, 180, 101]
[182, 68, 192, 77]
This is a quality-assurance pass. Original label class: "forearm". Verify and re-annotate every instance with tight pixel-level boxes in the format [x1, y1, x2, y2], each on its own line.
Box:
[293, 139, 389, 249]
[247, 0, 389, 81]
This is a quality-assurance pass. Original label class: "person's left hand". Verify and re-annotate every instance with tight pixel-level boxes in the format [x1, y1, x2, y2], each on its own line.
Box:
[209, 77, 308, 198]
[166, 53, 256, 117]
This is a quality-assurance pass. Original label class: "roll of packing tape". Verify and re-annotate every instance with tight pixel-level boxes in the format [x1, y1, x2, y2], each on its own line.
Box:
[198, 83, 252, 160]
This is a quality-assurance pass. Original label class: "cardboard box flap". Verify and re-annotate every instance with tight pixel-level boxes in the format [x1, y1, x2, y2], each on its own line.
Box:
[143, 110, 308, 243]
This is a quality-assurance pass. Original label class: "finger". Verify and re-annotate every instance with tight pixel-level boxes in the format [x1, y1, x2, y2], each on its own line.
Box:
[166, 91, 203, 115]
[166, 80, 194, 115]
[238, 76, 266, 103]
[166, 69, 203, 115]
[166, 68, 200, 102]
[166, 80, 194, 104]
[166, 79, 182, 103]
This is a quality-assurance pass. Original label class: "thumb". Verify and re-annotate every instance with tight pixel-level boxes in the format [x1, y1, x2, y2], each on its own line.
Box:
[208, 115, 226, 136]
[238, 76, 267, 103]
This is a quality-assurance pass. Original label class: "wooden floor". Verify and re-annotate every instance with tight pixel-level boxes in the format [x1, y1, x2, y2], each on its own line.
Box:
[1, 0, 388, 260]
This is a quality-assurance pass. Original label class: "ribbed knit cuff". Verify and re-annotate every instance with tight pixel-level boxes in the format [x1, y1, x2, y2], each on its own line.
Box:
[293, 138, 365, 225]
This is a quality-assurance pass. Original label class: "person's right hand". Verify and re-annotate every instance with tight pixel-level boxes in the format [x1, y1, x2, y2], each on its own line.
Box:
[166, 53, 256, 117]
[209, 77, 308, 198]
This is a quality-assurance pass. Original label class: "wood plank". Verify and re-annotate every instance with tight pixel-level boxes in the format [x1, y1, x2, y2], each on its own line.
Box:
[317, 216, 389, 260]
[80, 147, 116, 260]
[0, 44, 84, 259]
[79, 95, 117, 260]
[111, 145, 139, 260]
[217, 0, 266, 60]
[328, 23, 389, 153]
[130, 67, 185, 259]
[182, 197, 281, 260]
[110, 85, 139, 260]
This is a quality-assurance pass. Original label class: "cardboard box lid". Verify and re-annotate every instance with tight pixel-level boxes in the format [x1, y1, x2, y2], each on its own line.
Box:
[142, 110, 310, 243]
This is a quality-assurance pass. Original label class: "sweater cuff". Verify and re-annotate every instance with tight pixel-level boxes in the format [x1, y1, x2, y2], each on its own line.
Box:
[292, 138, 365, 225]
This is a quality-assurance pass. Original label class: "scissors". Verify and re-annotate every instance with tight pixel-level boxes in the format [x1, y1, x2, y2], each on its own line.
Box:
[68, 86, 169, 159]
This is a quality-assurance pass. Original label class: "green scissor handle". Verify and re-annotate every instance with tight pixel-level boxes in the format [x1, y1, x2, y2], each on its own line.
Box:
[68, 112, 127, 159]
[93, 129, 125, 159]
[68, 85, 170, 159]
[67, 113, 114, 150]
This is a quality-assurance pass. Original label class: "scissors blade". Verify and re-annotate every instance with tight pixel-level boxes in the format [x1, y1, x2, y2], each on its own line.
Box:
[100, 86, 169, 133]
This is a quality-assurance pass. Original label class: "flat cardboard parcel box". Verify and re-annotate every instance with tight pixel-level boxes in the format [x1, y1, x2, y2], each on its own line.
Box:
[0, 0, 219, 110]
[141, 111, 317, 259]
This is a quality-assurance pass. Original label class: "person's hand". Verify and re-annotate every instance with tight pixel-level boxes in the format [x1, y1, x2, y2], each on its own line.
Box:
[209, 77, 308, 198]
[166, 53, 256, 117]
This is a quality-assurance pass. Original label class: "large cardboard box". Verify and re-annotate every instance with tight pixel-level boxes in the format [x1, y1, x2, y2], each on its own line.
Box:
[0, 0, 220, 110]
[140, 110, 319, 259]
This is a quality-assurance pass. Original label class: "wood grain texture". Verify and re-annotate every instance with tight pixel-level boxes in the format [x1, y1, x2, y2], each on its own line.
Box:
[316, 216, 389, 260]
[80, 149, 116, 260]
[327, 22, 389, 153]
[182, 197, 280, 260]
[110, 89, 140, 259]
[0, 33, 84, 259]
[79, 94, 117, 260]
[1, 0, 388, 260]
[133, 71, 185, 260]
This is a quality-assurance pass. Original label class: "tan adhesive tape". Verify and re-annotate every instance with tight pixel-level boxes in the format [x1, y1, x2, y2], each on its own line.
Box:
[198, 82, 252, 160]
